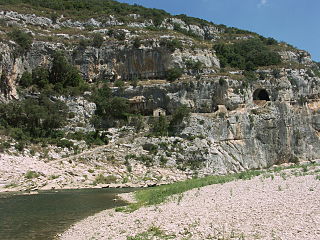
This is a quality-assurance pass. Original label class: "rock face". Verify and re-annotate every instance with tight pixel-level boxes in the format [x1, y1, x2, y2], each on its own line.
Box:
[181, 102, 320, 174]
[121, 72, 320, 174]
[0, 40, 219, 99]
[0, 9, 320, 180]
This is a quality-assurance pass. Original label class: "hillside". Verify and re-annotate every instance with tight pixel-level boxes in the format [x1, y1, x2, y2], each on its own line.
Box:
[0, 0, 320, 192]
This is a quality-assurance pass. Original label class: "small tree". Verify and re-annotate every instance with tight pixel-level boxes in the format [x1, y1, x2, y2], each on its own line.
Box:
[32, 67, 49, 89]
[166, 68, 183, 82]
[152, 116, 168, 136]
[49, 51, 84, 88]
[7, 29, 33, 55]
[92, 33, 104, 48]
[19, 72, 32, 88]
[169, 105, 190, 134]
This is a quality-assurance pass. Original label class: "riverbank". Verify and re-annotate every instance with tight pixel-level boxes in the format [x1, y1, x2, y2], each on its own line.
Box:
[0, 152, 189, 193]
[60, 164, 320, 240]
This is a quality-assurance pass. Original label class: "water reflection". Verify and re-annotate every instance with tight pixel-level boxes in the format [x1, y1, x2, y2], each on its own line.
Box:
[0, 188, 131, 240]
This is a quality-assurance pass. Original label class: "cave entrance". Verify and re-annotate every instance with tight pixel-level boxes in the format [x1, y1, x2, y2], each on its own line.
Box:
[253, 89, 270, 101]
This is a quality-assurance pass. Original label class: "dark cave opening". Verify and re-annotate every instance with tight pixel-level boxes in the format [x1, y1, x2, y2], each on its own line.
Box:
[253, 89, 270, 101]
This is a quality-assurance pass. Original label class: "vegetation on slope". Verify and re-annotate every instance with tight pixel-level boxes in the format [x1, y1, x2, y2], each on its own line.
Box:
[0, 0, 254, 35]
[214, 38, 281, 70]
[117, 163, 319, 212]
[18, 51, 88, 95]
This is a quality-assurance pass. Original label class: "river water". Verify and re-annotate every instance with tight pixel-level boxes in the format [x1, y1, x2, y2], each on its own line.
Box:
[0, 188, 132, 240]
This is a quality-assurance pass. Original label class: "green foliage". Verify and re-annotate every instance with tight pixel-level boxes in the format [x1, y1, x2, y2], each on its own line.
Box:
[243, 70, 257, 82]
[160, 39, 183, 52]
[166, 68, 183, 82]
[214, 38, 281, 70]
[67, 131, 109, 146]
[91, 84, 130, 129]
[7, 29, 33, 55]
[32, 67, 50, 88]
[114, 32, 126, 41]
[114, 80, 125, 88]
[78, 39, 90, 49]
[25, 170, 40, 179]
[131, 170, 262, 208]
[56, 139, 74, 149]
[169, 105, 190, 134]
[132, 38, 142, 48]
[19, 71, 33, 88]
[159, 156, 168, 166]
[0, 141, 11, 152]
[18, 52, 87, 96]
[0, 94, 68, 141]
[152, 116, 168, 136]
[127, 226, 176, 240]
[49, 51, 84, 88]
[259, 36, 278, 45]
[93, 174, 117, 185]
[136, 155, 154, 167]
[92, 33, 104, 48]
[185, 59, 203, 72]
[142, 143, 158, 154]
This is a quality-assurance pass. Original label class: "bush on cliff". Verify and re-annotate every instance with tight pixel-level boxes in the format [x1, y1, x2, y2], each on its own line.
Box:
[7, 29, 33, 55]
[213, 38, 281, 70]
[0, 94, 68, 141]
[18, 51, 88, 95]
[91, 84, 130, 129]
[166, 67, 183, 82]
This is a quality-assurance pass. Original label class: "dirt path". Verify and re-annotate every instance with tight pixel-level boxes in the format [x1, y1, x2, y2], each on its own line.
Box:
[60, 169, 320, 240]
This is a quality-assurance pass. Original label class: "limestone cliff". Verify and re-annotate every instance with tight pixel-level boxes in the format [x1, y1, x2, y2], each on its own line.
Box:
[0, 1, 320, 190]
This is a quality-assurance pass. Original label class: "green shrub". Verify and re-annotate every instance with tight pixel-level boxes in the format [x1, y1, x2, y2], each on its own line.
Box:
[49, 51, 84, 88]
[0, 142, 10, 152]
[32, 67, 50, 88]
[56, 139, 74, 149]
[137, 155, 154, 167]
[7, 29, 33, 55]
[19, 72, 33, 88]
[166, 67, 183, 82]
[142, 143, 158, 153]
[213, 38, 281, 70]
[160, 39, 183, 52]
[92, 84, 130, 128]
[92, 33, 104, 48]
[93, 174, 117, 185]
[133, 38, 142, 48]
[151, 116, 168, 136]
[14, 141, 25, 151]
[78, 39, 90, 49]
[159, 156, 168, 166]
[0, 94, 68, 141]
[169, 105, 190, 134]
[185, 59, 203, 72]
[25, 170, 40, 179]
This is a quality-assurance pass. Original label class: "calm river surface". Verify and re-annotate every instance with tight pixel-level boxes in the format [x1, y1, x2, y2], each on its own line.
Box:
[0, 188, 132, 240]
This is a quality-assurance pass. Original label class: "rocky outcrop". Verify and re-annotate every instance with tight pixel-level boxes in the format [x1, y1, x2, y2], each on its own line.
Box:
[279, 50, 313, 64]
[123, 70, 320, 113]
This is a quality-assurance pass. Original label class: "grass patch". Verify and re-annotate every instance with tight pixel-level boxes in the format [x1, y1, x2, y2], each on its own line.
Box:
[135, 170, 262, 206]
[119, 169, 263, 212]
[93, 174, 117, 185]
[118, 162, 320, 212]
[127, 226, 175, 240]
[25, 170, 40, 179]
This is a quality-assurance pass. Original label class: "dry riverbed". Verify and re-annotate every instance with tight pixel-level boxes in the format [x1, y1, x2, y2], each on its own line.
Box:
[60, 166, 320, 240]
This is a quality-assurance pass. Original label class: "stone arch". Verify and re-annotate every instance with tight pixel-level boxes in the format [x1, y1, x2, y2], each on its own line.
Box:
[253, 88, 270, 101]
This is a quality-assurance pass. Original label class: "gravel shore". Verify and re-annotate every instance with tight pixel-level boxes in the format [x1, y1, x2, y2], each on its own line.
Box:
[60, 168, 320, 240]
